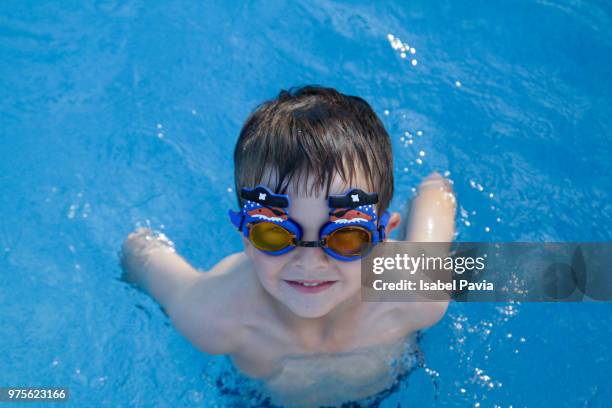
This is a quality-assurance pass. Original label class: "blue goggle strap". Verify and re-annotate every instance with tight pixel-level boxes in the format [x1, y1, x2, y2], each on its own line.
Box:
[376, 210, 391, 243]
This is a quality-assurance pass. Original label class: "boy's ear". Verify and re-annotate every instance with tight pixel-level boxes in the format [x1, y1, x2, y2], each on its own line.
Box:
[384, 212, 401, 239]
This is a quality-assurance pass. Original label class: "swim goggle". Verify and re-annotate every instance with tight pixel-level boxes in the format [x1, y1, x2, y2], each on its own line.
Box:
[228, 185, 390, 261]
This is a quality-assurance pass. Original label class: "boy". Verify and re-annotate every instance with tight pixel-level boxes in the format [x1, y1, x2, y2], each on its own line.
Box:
[121, 86, 456, 407]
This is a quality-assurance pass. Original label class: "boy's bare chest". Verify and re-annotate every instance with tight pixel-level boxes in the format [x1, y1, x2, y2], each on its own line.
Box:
[231, 331, 417, 407]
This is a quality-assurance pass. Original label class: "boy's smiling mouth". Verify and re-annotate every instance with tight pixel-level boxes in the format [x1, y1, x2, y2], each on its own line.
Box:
[283, 279, 338, 294]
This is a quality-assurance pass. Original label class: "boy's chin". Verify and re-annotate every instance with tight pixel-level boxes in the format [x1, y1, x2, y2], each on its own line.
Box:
[278, 290, 353, 319]
[284, 301, 336, 319]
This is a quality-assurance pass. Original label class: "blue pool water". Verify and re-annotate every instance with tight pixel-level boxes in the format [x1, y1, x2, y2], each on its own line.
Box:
[1, 1, 611, 406]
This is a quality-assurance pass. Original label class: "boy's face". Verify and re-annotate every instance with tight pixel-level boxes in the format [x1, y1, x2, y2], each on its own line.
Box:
[242, 171, 400, 319]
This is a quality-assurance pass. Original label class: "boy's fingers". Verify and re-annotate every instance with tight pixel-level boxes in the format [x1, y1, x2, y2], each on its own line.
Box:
[128, 227, 152, 240]
[419, 172, 452, 193]
[123, 228, 151, 256]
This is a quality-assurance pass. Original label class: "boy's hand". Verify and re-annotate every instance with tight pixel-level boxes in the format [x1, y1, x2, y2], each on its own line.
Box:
[120, 227, 161, 286]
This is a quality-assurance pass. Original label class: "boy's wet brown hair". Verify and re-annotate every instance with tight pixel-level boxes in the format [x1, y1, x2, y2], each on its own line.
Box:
[234, 85, 394, 218]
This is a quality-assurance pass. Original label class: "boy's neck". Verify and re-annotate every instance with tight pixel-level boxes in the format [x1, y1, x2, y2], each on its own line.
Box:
[268, 290, 365, 352]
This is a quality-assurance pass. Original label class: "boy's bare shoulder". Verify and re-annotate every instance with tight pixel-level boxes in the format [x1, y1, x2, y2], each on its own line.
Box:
[202, 251, 260, 298]
[357, 300, 448, 346]
[206, 251, 249, 277]
[166, 251, 259, 355]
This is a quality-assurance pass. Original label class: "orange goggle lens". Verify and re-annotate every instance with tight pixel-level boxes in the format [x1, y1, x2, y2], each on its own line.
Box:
[249, 222, 294, 252]
[248, 223, 373, 257]
[326, 226, 372, 257]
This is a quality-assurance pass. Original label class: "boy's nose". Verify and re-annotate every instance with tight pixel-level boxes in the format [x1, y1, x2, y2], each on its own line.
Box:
[290, 244, 330, 271]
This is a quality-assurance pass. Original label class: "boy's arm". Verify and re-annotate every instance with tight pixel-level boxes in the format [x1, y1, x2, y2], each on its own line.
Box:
[120, 228, 242, 355]
[120, 228, 199, 309]
[401, 172, 456, 329]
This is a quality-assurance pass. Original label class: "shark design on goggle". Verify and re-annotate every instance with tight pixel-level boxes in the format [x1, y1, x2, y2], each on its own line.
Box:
[228, 185, 390, 261]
